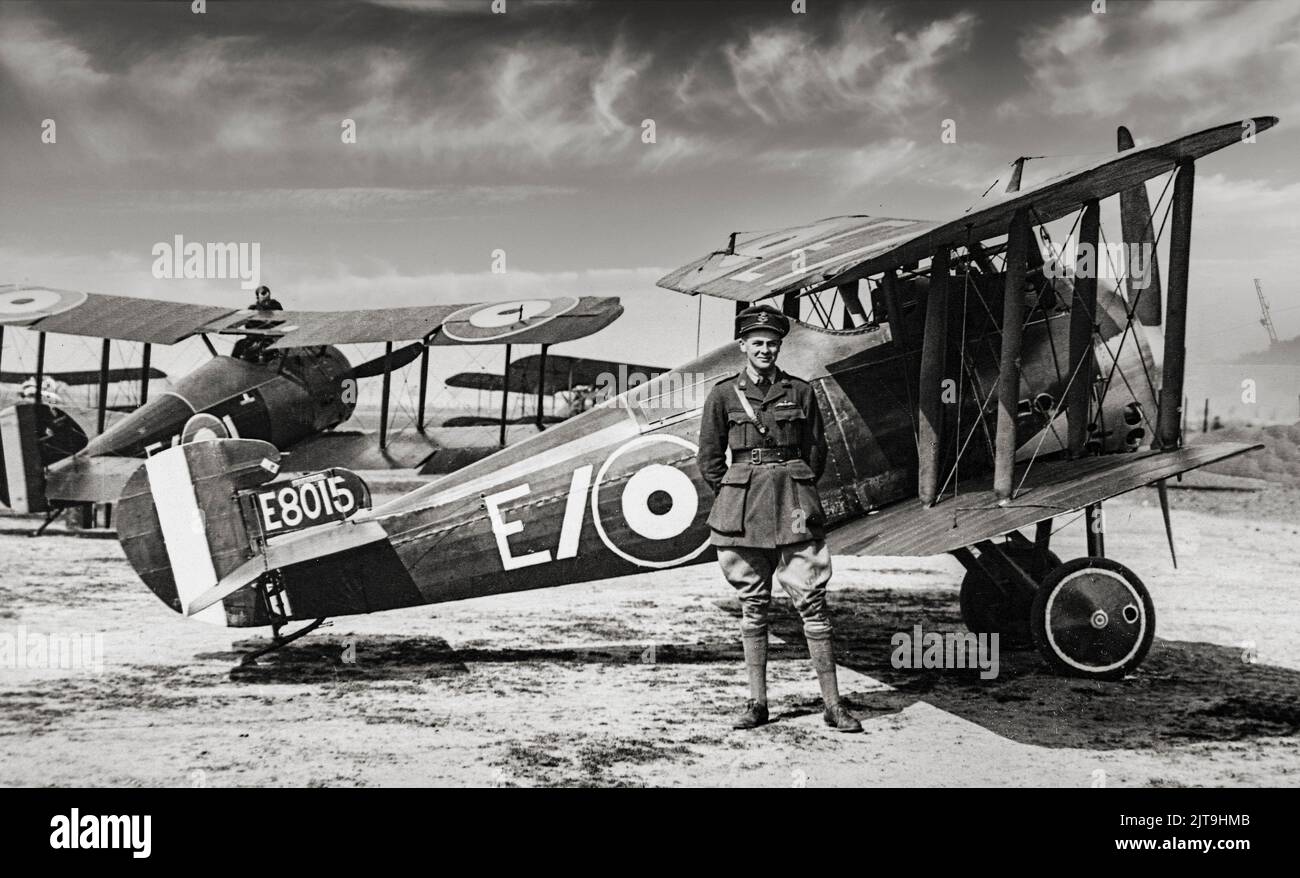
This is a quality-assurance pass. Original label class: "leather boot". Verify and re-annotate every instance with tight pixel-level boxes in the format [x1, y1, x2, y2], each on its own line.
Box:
[734, 632, 769, 729]
[807, 636, 863, 733]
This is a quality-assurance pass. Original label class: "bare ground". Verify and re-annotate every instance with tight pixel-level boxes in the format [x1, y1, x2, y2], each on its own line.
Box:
[1, 485, 1298, 787]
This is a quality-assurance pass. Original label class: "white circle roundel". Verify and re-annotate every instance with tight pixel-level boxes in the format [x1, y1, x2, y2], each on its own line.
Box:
[182, 413, 229, 444]
[0, 287, 88, 324]
[592, 434, 711, 569]
[440, 297, 577, 342]
[621, 464, 698, 541]
[469, 299, 553, 328]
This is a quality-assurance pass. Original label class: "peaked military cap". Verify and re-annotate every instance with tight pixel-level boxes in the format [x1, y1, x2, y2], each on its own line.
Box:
[735, 304, 790, 339]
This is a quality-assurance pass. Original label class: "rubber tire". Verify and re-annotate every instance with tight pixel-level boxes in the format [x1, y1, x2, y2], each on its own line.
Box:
[1031, 557, 1156, 680]
[960, 544, 1060, 647]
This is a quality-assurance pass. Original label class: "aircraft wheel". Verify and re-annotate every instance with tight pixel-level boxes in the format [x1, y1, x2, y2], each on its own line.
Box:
[959, 545, 1060, 647]
[1031, 557, 1155, 680]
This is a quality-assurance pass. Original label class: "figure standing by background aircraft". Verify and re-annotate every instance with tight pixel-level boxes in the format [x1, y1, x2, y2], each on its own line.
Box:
[252, 285, 282, 311]
[234, 285, 283, 362]
[697, 304, 863, 732]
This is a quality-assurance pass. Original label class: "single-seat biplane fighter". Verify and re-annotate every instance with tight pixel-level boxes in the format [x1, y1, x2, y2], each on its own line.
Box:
[444, 352, 669, 426]
[114, 118, 1274, 678]
[0, 292, 623, 525]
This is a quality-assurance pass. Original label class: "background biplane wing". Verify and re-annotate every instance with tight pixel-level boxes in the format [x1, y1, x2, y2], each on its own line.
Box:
[657, 117, 1278, 302]
[0, 367, 167, 386]
[445, 353, 668, 395]
[0, 285, 623, 351]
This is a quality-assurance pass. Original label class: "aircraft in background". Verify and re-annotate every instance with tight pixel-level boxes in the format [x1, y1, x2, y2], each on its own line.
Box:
[0, 292, 623, 525]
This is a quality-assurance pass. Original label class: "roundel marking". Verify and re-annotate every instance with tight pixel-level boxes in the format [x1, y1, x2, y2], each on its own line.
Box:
[621, 464, 698, 541]
[440, 297, 577, 343]
[591, 434, 710, 569]
[0, 288, 88, 324]
[181, 413, 229, 444]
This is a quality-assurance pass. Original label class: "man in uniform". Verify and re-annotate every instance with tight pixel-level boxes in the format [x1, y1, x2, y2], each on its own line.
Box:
[697, 304, 862, 732]
[252, 284, 283, 311]
[234, 285, 284, 361]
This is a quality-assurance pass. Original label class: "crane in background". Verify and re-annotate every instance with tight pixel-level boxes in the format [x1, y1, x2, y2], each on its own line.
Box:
[1255, 278, 1279, 347]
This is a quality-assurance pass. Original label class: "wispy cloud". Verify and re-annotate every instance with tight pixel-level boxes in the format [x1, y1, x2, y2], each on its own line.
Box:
[679, 8, 977, 124]
[1011, 0, 1300, 124]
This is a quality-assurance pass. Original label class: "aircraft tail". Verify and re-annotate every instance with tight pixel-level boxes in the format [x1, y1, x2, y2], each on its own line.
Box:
[0, 402, 89, 513]
[116, 439, 284, 626]
[116, 438, 390, 627]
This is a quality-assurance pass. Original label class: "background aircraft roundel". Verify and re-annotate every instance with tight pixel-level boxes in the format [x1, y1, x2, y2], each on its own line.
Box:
[439, 297, 578, 343]
[0, 287, 89, 324]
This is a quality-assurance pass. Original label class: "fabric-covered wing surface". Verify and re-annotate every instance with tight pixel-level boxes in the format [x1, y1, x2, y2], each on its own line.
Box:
[658, 117, 1278, 303]
[445, 353, 667, 395]
[0, 287, 236, 345]
[826, 442, 1261, 557]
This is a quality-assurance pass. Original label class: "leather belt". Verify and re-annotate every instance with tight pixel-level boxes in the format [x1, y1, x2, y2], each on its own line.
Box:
[734, 446, 801, 465]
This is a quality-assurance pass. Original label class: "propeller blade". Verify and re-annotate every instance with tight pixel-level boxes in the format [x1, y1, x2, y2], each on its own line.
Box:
[1156, 478, 1177, 568]
[1118, 125, 1164, 327]
[349, 342, 424, 380]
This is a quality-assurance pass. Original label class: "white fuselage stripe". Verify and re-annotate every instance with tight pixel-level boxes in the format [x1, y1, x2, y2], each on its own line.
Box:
[145, 448, 228, 627]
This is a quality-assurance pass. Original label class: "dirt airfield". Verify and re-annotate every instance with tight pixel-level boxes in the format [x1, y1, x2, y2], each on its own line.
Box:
[1, 480, 1298, 788]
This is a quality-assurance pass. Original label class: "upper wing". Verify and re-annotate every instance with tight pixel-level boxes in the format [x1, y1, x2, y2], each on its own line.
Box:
[251, 296, 623, 349]
[826, 442, 1259, 557]
[1, 285, 623, 350]
[0, 287, 237, 344]
[658, 117, 1279, 302]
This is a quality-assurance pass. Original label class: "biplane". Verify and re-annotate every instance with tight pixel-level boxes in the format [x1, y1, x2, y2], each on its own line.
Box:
[443, 352, 669, 426]
[112, 117, 1274, 679]
[0, 292, 623, 525]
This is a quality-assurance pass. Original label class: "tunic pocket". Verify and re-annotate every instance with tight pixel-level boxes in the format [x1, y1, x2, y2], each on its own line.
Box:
[772, 407, 806, 446]
[785, 459, 825, 526]
[726, 409, 754, 448]
[707, 465, 752, 534]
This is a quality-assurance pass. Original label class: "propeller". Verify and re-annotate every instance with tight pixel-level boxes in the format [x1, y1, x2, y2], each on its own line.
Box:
[1155, 478, 1177, 568]
[1118, 126, 1164, 327]
[348, 342, 425, 380]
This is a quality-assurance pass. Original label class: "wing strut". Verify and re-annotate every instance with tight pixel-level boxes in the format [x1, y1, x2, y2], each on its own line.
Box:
[994, 209, 1029, 500]
[416, 344, 430, 433]
[378, 341, 393, 450]
[535, 343, 549, 431]
[139, 343, 152, 405]
[1067, 199, 1101, 457]
[1156, 159, 1194, 449]
[917, 247, 950, 505]
[96, 339, 110, 434]
[34, 332, 47, 406]
[499, 343, 512, 447]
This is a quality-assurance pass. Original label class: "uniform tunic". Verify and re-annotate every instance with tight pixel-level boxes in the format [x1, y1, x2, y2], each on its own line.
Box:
[696, 368, 829, 548]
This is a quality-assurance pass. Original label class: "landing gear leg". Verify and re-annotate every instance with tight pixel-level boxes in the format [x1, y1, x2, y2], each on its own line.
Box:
[30, 509, 64, 537]
[239, 618, 327, 666]
[240, 570, 327, 665]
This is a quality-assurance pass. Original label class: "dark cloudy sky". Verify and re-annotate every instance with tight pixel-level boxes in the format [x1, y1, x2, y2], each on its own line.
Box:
[1, 0, 1297, 381]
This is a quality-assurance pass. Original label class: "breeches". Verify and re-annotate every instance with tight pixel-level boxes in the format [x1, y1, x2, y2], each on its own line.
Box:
[716, 539, 833, 640]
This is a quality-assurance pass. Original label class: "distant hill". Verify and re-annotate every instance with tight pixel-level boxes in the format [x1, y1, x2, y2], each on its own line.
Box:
[1194, 421, 1300, 486]
[1234, 336, 1300, 366]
